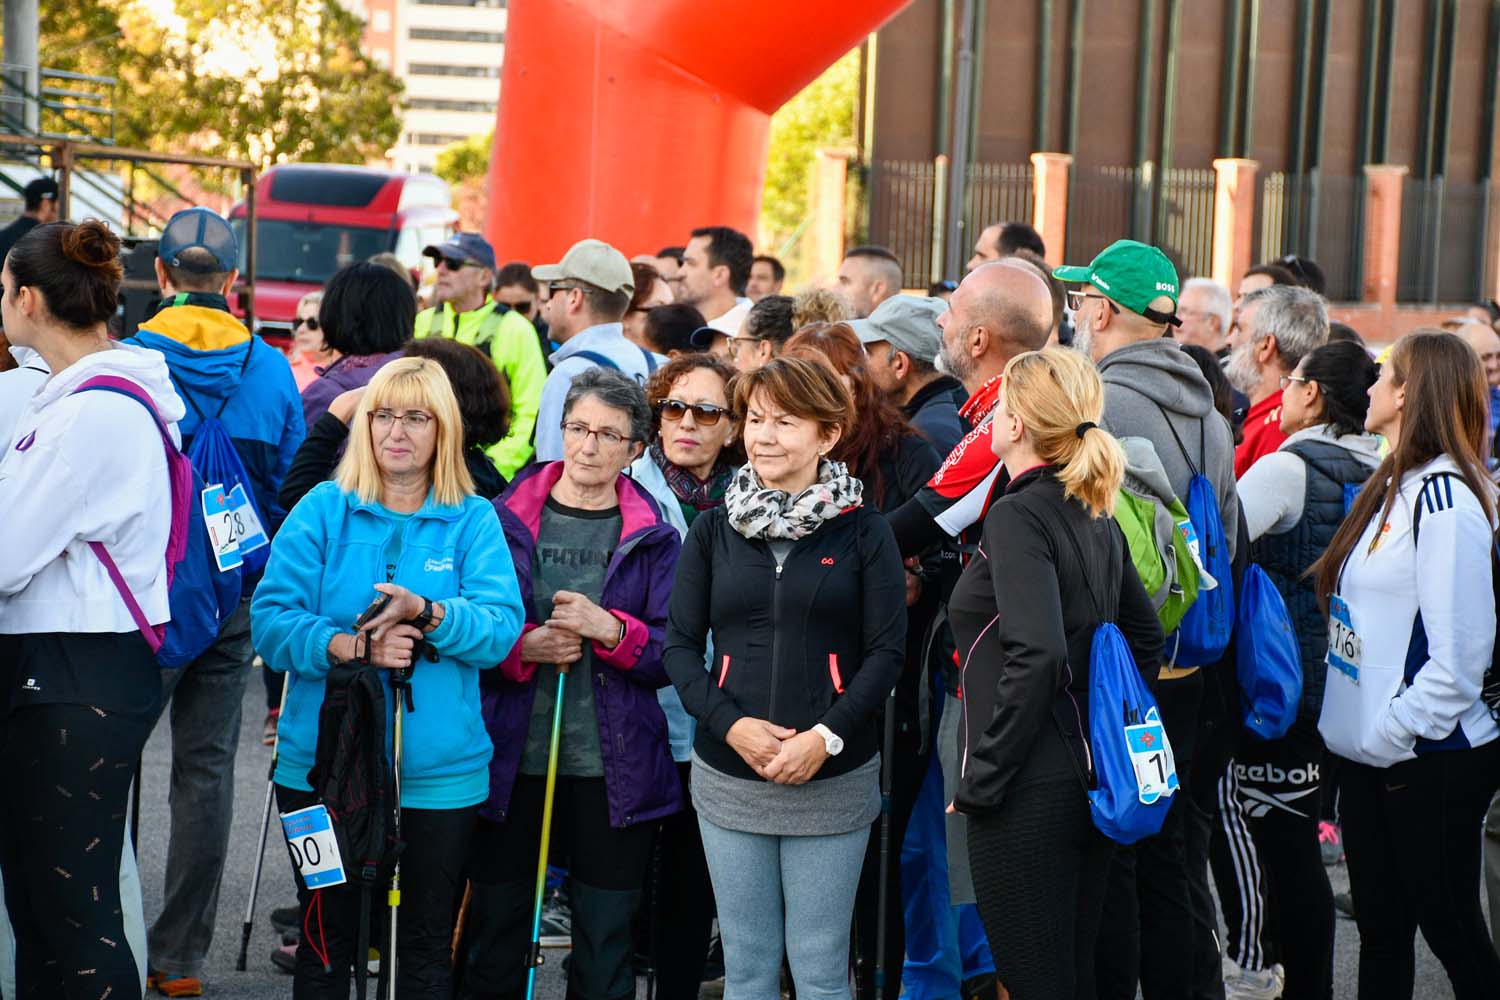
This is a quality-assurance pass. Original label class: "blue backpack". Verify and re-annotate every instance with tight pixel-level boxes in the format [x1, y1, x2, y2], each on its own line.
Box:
[175, 345, 273, 577]
[1155, 405, 1234, 665]
[73, 376, 242, 668]
[1235, 563, 1302, 740]
[1055, 519, 1179, 844]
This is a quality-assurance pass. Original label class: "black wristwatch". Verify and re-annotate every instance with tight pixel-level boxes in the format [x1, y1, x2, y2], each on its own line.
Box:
[410, 597, 437, 633]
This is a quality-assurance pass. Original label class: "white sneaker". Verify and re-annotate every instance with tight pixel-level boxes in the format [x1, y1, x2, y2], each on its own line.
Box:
[1223, 955, 1282, 1000]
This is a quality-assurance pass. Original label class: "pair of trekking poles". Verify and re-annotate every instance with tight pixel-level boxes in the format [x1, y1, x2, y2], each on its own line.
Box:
[240, 657, 570, 1000]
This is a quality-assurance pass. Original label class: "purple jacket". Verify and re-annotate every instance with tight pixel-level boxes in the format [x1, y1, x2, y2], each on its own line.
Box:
[299, 350, 404, 430]
[480, 461, 685, 827]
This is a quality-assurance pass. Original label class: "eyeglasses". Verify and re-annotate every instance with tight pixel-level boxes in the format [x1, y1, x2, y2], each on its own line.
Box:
[561, 421, 632, 447]
[436, 257, 481, 272]
[1278, 374, 1311, 390]
[1066, 290, 1121, 315]
[659, 399, 727, 426]
[370, 409, 434, 432]
[548, 283, 579, 297]
[295, 316, 320, 331]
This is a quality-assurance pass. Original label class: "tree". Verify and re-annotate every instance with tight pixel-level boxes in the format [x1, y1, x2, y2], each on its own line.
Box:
[758, 49, 859, 271]
[42, 0, 403, 169]
[435, 131, 491, 186]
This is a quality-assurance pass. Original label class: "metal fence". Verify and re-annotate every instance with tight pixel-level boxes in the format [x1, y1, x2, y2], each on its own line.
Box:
[1156, 168, 1216, 280]
[963, 161, 1034, 255]
[1257, 172, 1365, 303]
[869, 158, 941, 286]
[1397, 177, 1489, 304]
[1066, 165, 1142, 266]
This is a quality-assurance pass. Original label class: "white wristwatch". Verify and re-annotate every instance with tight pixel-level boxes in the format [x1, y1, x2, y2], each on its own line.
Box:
[813, 723, 844, 756]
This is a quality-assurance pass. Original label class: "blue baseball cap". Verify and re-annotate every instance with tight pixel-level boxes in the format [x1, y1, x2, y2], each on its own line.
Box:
[423, 232, 496, 271]
[158, 207, 238, 273]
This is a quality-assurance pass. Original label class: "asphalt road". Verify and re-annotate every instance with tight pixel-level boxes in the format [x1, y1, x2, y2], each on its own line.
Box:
[130, 681, 1464, 999]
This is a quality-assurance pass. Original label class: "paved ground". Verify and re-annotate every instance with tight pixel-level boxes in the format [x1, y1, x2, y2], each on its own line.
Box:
[131, 681, 1462, 999]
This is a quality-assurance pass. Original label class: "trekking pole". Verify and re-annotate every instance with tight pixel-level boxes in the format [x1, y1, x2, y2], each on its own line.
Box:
[238, 672, 291, 971]
[525, 663, 571, 1000]
[387, 665, 414, 998]
[874, 689, 897, 1000]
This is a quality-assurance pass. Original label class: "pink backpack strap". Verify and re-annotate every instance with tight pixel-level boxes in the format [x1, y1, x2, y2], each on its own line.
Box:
[71, 375, 174, 652]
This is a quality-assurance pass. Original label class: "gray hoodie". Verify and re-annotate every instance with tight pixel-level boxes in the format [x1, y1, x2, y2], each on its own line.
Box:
[1098, 338, 1240, 559]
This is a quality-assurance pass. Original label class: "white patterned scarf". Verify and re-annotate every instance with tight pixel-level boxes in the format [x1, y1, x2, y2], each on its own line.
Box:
[724, 459, 864, 540]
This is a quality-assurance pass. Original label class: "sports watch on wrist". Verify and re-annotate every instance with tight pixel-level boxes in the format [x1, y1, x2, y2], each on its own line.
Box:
[410, 597, 436, 632]
[812, 723, 844, 756]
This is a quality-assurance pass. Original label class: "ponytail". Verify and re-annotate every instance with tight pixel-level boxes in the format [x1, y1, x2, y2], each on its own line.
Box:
[1002, 348, 1125, 518]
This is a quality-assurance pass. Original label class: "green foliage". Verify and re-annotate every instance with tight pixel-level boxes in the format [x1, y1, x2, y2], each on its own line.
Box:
[42, 0, 403, 170]
[435, 131, 491, 186]
[759, 49, 859, 255]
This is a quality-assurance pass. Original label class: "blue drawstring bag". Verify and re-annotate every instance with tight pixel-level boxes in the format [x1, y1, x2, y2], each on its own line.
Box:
[1088, 622, 1180, 843]
[1235, 563, 1302, 740]
[1155, 405, 1234, 666]
[72, 377, 241, 668]
[1052, 513, 1179, 844]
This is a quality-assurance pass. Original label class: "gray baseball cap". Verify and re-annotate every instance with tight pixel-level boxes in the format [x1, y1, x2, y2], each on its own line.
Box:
[849, 294, 946, 364]
[532, 238, 634, 296]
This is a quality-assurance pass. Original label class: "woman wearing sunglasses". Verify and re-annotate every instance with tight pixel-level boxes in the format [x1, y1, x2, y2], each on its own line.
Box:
[287, 290, 335, 390]
[629, 353, 742, 997]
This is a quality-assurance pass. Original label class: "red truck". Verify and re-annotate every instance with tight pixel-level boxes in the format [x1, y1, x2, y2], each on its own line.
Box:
[229, 164, 458, 347]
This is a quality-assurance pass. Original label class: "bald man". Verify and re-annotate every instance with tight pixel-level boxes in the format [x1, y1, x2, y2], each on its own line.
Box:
[1456, 320, 1500, 468]
[885, 259, 1054, 555]
[839, 246, 906, 319]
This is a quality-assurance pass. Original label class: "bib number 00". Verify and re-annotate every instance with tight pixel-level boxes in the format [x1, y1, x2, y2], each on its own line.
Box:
[280, 804, 347, 890]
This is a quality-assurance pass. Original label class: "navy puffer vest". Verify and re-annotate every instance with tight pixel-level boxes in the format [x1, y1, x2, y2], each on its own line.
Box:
[1250, 439, 1374, 721]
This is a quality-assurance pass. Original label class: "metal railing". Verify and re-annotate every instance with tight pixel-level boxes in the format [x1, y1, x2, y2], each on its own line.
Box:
[1397, 177, 1489, 304]
[1257, 172, 1366, 303]
[0, 64, 116, 144]
[1156, 168, 1216, 280]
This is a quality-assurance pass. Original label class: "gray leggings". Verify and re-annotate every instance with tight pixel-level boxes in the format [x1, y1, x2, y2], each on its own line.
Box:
[699, 817, 869, 1000]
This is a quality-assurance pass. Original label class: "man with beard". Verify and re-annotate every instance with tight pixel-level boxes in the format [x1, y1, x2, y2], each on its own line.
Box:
[1055, 238, 1240, 1000]
[1225, 285, 1329, 477]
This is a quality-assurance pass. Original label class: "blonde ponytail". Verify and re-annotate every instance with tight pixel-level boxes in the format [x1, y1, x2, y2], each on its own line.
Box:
[1002, 348, 1125, 518]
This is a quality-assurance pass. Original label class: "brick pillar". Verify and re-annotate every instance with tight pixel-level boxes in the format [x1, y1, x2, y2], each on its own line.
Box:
[1361, 164, 1408, 342]
[808, 148, 850, 286]
[1211, 158, 1258, 292]
[1029, 152, 1072, 268]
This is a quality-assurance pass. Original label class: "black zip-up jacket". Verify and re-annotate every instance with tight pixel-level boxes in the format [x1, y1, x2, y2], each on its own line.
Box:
[951, 466, 1163, 815]
[664, 504, 907, 782]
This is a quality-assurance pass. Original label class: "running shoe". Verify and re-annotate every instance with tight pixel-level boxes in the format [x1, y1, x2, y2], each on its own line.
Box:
[270, 943, 297, 974]
[1318, 820, 1344, 865]
[149, 970, 205, 997]
[271, 904, 301, 938]
[539, 888, 571, 947]
[1222, 955, 1281, 1000]
[1334, 890, 1355, 919]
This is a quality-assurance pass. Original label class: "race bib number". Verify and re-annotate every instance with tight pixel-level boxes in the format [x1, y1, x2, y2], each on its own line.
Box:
[280, 804, 347, 890]
[201, 484, 243, 572]
[1124, 711, 1179, 805]
[1176, 518, 1218, 590]
[1326, 594, 1361, 684]
[225, 483, 269, 555]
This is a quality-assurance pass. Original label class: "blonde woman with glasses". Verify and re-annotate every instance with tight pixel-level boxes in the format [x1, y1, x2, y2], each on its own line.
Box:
[251, 356, 525, 997]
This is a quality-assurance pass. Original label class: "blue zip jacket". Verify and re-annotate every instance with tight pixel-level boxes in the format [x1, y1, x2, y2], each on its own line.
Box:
[251, 480, 525, 809]
[127, 296, 305, 591]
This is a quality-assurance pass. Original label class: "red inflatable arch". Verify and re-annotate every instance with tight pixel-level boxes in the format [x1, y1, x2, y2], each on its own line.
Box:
[484, 0, 912, 262]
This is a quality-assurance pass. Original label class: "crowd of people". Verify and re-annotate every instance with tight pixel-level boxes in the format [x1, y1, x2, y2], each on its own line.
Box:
[1, 183, 1499, 1000]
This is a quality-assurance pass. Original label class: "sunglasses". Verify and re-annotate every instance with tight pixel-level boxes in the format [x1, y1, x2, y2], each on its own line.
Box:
[659, 399, 728, 426]
[295, 316, 320, 331]
[436, 257, 481, 272]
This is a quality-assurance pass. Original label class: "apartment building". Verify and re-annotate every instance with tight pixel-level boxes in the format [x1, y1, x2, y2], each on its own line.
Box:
[345, 0, 506, 172]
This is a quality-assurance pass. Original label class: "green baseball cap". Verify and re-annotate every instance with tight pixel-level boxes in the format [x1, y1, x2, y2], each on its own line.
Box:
[1053, 239, 1182, 326]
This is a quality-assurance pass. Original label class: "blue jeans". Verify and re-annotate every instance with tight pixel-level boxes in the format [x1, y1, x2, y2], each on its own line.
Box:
[901, 706, 995, 1000]
[698, 816, 868, 1000]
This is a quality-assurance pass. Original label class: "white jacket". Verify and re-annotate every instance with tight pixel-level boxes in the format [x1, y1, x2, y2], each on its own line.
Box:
[1318, 455, 1500, 766]
[0, 343, 186, 634]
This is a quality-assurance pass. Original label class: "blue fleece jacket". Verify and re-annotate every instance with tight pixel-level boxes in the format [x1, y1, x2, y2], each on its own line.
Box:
[250, 481, 525, 809]
[127, 298, 304, 592]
